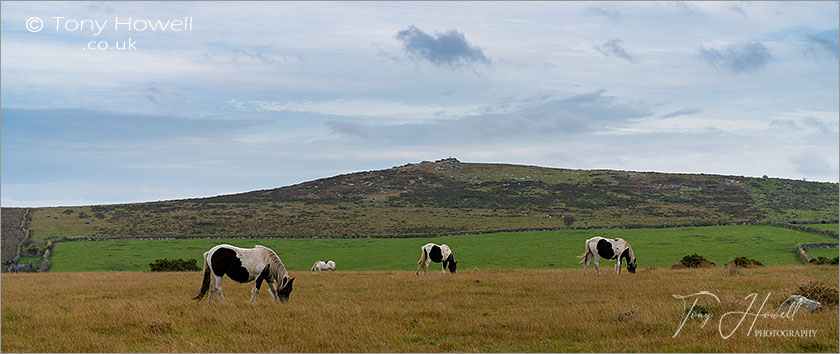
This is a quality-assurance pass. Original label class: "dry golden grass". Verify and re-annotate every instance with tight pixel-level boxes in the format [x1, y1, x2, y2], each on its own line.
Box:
[2, 266, 838, 352]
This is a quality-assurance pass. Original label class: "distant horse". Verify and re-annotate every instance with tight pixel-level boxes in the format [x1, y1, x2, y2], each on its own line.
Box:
[311, 260, 336, 271]
[577, 237, 637, 275]
[416, 243, 457, 275]
[193, 244, 295, 303]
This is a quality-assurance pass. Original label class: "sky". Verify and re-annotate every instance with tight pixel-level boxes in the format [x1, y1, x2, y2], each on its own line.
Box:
[1, 1, 838, 207]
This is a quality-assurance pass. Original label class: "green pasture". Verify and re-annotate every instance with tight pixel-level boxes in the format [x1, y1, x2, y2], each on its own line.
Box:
[49, 225, 835, 272]
[807, 247, 840, 260]
[803, 223, 839, 231]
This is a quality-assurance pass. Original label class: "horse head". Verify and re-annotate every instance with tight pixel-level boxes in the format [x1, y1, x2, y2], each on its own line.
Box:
[621, 247, 637, 274]
[627, 258, 637, 273]
[448, 260, 457, 273]
[277, 277, 295, 302]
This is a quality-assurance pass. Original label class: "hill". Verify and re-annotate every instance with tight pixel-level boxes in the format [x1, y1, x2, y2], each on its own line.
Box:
[12, 158, 840, 240]
[0, 208, 28, 266]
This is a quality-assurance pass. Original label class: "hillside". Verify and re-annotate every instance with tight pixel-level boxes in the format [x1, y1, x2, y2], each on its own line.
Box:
[0, 208, 28, 268]
[13, 158, 840, 240]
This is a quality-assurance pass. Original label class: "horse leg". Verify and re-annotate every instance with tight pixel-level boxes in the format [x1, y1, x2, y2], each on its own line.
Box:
[266, 281, 279, 303]
[615, 259, 621, 275]
[209, 275, 216, 304]
[251, 279, 263, 302]
[214, 276, 225, 302]
[416, 250, 426, 276]
[583, 253, 591, 275]
[593, 257, 600, 275]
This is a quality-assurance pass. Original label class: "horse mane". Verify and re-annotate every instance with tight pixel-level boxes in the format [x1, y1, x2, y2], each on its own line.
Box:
[255, 245, 289, 286]
[622, 242, 636, 262]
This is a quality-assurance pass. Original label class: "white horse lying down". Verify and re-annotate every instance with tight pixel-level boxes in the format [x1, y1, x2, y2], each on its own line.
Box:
[193, 244, 295, 303]
[577, 236, 637, 275]
[311, 260, 336, 271]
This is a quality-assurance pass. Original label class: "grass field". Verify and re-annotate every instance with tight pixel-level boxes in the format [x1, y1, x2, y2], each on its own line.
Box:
[803, 224, 840, 232]
[2, 266, 837, 352]
[807, 248, 840, 260]
[50, 225, 833, 272]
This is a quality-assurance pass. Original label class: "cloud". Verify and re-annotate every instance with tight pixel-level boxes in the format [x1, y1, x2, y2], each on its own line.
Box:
[805, 29, 839, 59]
[770, 114, 836, 135]
[727, 5, 747, 18]
[326, 90, 651, 144]
[144, 84, 164, 104]
[671, 1, 699, 14]
[1, 108, 259, 145]
[594, 39, 635, 62]
[231, 98, 482, 120]
[195, 50, 303, 65]
[661, 107, 703, 119]
[587, 6, 621, 22]
[325, 120, 375, 139]
[394, 25, 490, 67]
[769, 119, 798, 130]
[790, 148, 834, 176]
[698, 41, 772, 73]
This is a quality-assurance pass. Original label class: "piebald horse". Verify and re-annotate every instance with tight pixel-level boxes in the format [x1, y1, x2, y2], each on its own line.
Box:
[416, 243, 457, 275]
[578, 236, 637, 275]
[311, 260, 336, 271]
[193, 244, 295, 303]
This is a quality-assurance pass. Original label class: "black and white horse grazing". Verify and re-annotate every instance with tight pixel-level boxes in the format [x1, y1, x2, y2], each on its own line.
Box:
[416, 243, 457, 275]
[578, 236, 637, 275]
[193, 244, 295, 303]
[311, 260, 336, 271]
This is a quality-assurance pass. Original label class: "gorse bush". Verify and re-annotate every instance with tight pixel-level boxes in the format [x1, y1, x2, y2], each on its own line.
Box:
[809, 256, 839, 265]
[797, 280, 839, 307]
[672, 253, 716, 269]
[149, 258, 200, 272]
[726, 256, 763, 268]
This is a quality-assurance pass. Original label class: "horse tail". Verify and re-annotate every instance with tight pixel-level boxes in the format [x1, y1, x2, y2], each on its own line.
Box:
[193, 253, 211, 300]
[577, 240, 591, 263]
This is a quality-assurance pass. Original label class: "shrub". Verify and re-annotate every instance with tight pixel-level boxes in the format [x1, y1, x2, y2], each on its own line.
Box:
[797, 280, 839, 307]
[562, 215, 576, 227]
[672, 253, 716, 269]
[25, 244, 40, 256]
[725, 256, 763, 268]
[149, 258, 200, 272]
[808, 256, 839, 265]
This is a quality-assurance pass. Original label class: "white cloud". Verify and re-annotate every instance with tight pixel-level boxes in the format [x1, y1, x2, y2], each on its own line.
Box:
[231, 98, 484, 120]
[791, 148, 836, 177]
[612, 115, 768, 135]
